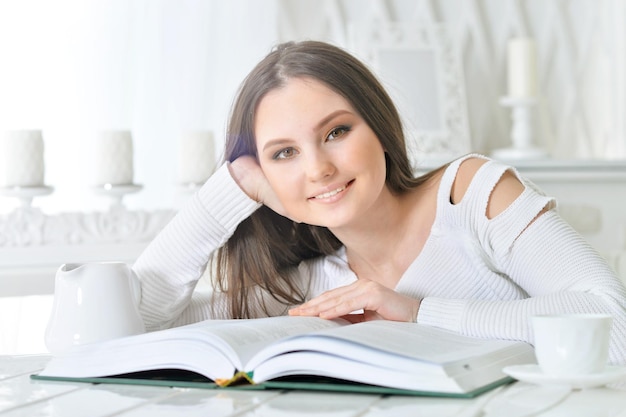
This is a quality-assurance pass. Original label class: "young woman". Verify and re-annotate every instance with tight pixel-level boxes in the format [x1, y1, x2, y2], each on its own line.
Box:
[133, 40, 626, 364]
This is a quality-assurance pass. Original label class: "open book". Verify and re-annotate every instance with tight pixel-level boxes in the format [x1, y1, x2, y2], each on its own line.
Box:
[34, 316, 535, 397]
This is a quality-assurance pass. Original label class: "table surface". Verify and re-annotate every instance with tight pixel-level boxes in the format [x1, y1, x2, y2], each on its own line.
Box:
[2, 355, 626, 417]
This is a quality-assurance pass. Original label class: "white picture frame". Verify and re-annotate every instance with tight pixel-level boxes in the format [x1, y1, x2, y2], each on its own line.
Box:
[349, 23, 471, 168]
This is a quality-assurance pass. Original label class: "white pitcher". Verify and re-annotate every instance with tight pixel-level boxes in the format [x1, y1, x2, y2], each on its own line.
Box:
[45, 262, 146, 354]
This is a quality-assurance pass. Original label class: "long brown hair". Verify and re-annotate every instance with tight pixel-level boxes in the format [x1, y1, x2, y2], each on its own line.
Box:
[213, 40, 430, 318]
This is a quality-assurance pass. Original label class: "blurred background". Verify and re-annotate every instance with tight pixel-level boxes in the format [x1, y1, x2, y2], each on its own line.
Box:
[1, 0, 624, 213]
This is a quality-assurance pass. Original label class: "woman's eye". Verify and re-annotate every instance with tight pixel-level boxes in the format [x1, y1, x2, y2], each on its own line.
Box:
[327, 126, 350, 141]
[273, 147, 297, 160]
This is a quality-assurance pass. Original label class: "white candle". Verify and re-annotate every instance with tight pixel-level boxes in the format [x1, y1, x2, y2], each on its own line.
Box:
[177, 131, 215, 185]
[507, 38, 538, 98]
[93, 130, 134, 186]
[1, 130, 45, 187]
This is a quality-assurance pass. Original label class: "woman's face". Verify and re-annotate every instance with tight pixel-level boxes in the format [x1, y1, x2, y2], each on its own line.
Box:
[254, 77, 388, 229]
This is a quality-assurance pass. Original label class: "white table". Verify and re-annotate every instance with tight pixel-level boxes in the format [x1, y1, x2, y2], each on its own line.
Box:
[2, 355, 626, 416]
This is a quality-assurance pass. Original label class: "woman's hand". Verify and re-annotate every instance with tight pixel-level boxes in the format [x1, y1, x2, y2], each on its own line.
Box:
[289, 279, 421, 323]
[229, 155, 288, 217]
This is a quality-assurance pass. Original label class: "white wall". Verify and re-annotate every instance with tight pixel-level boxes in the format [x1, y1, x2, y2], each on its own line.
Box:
[1, 0, 624, 215]
[0, 0, 281, 214]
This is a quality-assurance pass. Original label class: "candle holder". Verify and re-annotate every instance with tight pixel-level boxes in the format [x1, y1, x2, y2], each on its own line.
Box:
[0, 185, 54, 208]
[492, 97, 547, 160]
[92, 183, 142, 210]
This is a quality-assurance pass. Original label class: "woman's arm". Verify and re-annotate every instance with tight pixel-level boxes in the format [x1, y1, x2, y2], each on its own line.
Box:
[132, 163, 261, 331]
[434, 157, 626, 364]
[487, 211, 626, 364]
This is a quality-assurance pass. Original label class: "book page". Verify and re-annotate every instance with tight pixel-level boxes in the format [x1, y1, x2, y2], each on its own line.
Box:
[315, 321, 528, 362]
[248, 320, 532, 373]
[251, 351, 463, 392]
[39, 316, 346, 380]
[247, 320, 533, 392]
[202, 316, 346, 366]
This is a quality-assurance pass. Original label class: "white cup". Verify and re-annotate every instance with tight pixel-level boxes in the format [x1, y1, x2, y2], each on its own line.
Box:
[532, 314, 612, 377]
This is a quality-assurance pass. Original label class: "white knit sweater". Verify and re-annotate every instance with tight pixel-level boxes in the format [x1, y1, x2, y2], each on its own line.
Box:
[133, 155, 626, 364]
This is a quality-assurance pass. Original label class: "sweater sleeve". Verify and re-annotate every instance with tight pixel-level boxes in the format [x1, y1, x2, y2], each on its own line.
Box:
[133, 162, 261, 330]
[417, 158, 626, 365]
[484, 210, 626, 365]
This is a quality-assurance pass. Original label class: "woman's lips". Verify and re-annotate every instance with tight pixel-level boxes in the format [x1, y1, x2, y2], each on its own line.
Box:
[309, 180, 354, 200]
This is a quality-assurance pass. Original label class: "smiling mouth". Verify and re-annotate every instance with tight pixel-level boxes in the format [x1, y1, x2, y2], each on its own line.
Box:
[311, 181, 353, 200]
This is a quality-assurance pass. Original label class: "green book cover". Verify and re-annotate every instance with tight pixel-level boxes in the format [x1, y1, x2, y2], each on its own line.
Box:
[31, 370, 514, 398]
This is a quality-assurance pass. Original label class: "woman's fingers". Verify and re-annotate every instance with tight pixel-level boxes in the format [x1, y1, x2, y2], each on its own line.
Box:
[290, 282, 368, 317]
[289, 279, 420, 322]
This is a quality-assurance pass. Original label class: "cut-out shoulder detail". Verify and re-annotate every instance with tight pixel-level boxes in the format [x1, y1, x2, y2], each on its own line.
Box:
[450, 157, 488, 205]
[487, 170, 526, 219]
[451, 156, 526, 220]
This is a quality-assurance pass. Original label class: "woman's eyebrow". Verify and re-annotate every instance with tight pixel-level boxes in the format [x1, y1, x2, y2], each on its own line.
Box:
[262, 138, 292, 152]
[314, 109, 351, 131]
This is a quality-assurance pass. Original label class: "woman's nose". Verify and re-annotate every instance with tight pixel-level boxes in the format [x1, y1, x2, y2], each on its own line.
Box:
[305, 150, 335, 182]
